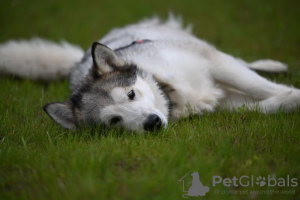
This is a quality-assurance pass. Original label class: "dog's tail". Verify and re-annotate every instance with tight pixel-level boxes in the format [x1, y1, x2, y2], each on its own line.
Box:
[0, 38, 84, 81]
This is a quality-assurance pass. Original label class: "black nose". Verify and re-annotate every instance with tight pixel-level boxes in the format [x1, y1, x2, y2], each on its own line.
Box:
[144, 114, 162, 131]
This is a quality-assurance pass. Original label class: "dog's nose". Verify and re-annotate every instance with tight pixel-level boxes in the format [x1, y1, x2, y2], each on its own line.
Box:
[144, 114, 162, 131]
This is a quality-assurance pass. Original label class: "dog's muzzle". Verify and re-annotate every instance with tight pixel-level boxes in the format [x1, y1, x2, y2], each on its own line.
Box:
[144, 114, 162, 131]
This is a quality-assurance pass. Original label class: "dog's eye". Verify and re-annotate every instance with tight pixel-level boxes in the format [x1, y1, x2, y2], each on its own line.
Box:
[127, 90, 135, 100]
[110, 116, 122, 125]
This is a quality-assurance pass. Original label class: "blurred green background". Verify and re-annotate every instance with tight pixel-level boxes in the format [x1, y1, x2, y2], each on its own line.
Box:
[1, 1, 300, 199]
[1, 0, 300, 66]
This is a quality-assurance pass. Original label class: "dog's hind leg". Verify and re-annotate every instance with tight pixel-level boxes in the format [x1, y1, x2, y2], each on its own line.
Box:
[209, 51, 300, 113]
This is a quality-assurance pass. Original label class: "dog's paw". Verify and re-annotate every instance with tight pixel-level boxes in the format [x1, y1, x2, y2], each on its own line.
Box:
[249, 59, 288, 72]
[260, 89, 300, 113]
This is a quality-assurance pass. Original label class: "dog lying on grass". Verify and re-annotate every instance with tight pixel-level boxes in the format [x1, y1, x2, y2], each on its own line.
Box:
[0, 15, 299, 132]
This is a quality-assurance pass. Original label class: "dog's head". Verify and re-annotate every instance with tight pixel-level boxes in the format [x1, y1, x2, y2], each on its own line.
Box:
[43, 43, 169, 132]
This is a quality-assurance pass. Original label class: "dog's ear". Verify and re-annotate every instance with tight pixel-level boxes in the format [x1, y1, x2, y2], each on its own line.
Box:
[43, 102, 76, 130]
[92, 42, 125, 74]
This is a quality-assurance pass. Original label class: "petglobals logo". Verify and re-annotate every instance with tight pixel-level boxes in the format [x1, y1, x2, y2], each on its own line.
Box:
[179, 172, 298, 198]
[179, 171, 209, 198]
[212, 175, 298, 187]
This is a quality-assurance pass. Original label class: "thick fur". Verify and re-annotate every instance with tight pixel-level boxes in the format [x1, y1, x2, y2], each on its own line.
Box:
[0, 15, 299, 132]
[0, 38, 84, 80]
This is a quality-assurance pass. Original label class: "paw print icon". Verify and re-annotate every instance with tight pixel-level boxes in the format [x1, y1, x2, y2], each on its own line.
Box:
[256, 176, 266, 186]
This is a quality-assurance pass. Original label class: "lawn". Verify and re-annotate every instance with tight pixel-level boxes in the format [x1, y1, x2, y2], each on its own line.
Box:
[0, 0, 300, 199]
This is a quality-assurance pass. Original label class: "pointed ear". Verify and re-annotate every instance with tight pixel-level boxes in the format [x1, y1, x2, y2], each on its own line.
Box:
[92, 42, 125, 74]
[43, 102, 77, 130]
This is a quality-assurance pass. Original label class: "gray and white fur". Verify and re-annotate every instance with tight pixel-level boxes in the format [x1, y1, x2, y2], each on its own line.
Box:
[0, 15, 299, 132]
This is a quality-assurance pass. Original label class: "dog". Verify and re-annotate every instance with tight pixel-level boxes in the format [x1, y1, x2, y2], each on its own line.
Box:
[1, 15, 299, 132]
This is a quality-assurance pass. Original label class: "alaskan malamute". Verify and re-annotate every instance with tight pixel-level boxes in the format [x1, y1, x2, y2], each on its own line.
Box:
[1, 15, 299, 132]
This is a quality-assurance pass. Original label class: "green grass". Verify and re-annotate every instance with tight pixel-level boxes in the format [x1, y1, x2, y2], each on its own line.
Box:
[1, 0, 300, 199]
